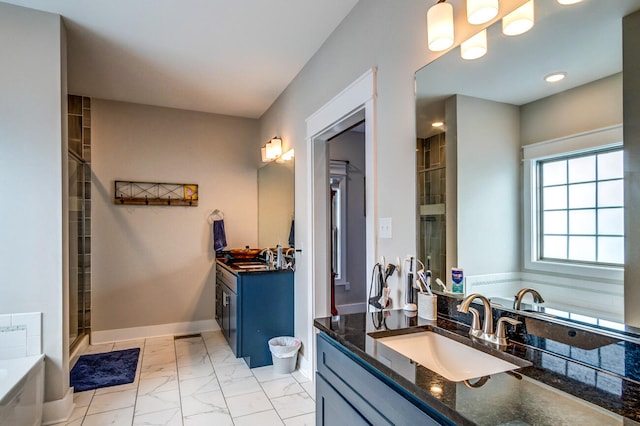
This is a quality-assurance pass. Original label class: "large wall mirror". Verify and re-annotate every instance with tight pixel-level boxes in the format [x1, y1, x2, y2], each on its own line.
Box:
[416, 0, 640, 329]
[258, 160, 294, 248]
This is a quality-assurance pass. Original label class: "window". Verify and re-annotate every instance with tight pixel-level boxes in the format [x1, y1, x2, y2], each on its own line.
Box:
[538, 148, 624, 266]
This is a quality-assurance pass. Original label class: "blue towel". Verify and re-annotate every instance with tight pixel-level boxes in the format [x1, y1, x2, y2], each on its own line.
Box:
[288, 219, 294, 247]
[213, 219, 227, 252]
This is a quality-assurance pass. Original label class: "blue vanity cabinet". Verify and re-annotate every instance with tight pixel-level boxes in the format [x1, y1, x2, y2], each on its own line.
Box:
[316, 332, 445, 426]
[216, 263, 294, 367]
[237, 270, 294, 368]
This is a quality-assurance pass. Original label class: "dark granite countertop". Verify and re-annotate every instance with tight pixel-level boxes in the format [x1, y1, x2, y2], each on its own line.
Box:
[215, 257, 292, 274]
[314, 303, 640, 425]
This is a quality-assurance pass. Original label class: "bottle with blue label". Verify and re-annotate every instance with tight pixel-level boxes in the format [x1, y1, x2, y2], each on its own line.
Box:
[451, 267, 464, 293]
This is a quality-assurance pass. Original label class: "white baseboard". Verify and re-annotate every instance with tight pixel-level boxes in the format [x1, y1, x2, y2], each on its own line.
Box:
[70, 334, 89, 369]
[91, 319, 219, 344]
[42, 386, 74, 425]
[336, 302, 366, 315]
[297, 352, 313, 381]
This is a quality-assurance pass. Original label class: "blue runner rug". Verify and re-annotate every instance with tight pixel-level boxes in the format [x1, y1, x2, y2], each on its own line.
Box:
[70, 348, 140, 392]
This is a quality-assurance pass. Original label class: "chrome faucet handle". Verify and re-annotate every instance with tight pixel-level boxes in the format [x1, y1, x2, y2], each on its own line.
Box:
[495, 317, 521, 346]
[467, 307, 481, 331]
[457, 305, 482, 338]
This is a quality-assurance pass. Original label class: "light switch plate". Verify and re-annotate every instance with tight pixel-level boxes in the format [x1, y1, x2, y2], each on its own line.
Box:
[379, 217, 392, 238]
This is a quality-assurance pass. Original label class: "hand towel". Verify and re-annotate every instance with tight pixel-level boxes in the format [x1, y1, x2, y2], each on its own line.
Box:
[288, 219, 295, 247]
[213, 219, 227, 252]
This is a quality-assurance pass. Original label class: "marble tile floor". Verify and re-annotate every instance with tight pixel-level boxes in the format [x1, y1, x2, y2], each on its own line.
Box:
[54, 331, 315, 426]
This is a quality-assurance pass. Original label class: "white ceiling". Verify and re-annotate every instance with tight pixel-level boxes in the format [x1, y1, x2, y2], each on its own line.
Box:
[2, 0, 359, 118]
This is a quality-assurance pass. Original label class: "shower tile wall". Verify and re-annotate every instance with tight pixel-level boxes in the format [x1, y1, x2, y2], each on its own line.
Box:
[68, 95, 91, 345]
[417, 133, 446, 282]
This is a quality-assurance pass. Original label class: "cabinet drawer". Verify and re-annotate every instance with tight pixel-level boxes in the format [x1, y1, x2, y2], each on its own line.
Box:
[216, 264, 237, 292]
[316, 374, 369, 426]
[316, 333, 442, 425]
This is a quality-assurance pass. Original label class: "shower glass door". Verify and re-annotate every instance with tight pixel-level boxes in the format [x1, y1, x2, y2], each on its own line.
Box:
[68, 153, 88, 349]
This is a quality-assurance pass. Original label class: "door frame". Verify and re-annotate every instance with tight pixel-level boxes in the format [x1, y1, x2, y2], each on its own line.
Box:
[304, 68, 377, 377]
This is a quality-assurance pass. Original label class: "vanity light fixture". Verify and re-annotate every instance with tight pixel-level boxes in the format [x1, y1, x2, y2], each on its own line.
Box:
[467, 0, 499, 25]
[544, 72, 567, 83]
[262, 138, 293, 163]
[557, 0, 583, 4]
[261, 137, 283, 162]
[427, 0, 454, 51]
[266, 137, 282, 160]
[432, 121, 444, 127]
[280, 149, 294, 161]
[461, 29, 487, 60]
[502, 0, 535, 36]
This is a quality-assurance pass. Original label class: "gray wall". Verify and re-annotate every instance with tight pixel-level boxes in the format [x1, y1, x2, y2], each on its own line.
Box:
[454, 95, 521, 276]
[329, 130, 367, 308]
[521, 73, 623, 145]
[0, 2, 68, 404]
[92, 99, 259, 332]
[258, 0, 529, 367]
[624, 11, 640, 327]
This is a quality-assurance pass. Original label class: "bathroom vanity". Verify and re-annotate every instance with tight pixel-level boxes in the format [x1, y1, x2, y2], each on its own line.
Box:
[314, 295, 640, 425]
[216, 259, 293, 368]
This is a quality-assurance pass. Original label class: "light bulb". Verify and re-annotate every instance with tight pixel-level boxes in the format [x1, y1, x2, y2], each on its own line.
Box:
[461, 29, 487, 60]
[427, 1, 454, 51]
[467, 0, 499, 25]
[503, 0, 535, 36]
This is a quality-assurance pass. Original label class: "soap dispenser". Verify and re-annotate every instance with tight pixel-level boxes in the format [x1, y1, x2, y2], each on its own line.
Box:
[276, 245, 283, 269]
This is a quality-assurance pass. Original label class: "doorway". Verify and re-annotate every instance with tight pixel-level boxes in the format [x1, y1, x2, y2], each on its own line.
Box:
[329, 124, 367, 314]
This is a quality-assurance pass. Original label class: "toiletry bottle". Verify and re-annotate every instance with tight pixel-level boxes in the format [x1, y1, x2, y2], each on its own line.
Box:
[451, 267, 464, 293]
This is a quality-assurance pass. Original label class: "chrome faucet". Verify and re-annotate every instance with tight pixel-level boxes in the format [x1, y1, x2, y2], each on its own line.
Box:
[457, 293, 521, 347]
[513, 288, 545, 310]
[259, 248, 275, 267]
[457, 293, 494, 338]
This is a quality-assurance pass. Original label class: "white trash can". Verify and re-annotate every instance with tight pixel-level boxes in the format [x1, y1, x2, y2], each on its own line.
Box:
[268, 336, 301, 374]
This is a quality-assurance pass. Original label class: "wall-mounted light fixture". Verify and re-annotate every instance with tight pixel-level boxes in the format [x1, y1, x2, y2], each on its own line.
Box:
[557, 0, 583, 4]
[280, 149, 294, 161]
[502, 0, 535, 36]
[427, 0, 454, 51]
[261, 137, 293, 163]
[467, 0, 499, 25]
[461, 29, 487, 60]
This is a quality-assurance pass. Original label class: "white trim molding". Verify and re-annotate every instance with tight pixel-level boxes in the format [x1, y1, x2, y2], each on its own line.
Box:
[522, 124, 624, 281]
[42, 386, 74, 426]
[304, 68, 377, 380]
[91, 319, 218, 344]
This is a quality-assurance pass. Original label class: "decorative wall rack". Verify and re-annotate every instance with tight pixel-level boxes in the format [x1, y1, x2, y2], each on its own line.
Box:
[114, 181, 198, 206]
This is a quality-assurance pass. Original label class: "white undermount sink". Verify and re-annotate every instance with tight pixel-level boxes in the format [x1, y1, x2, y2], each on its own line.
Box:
[374, 331, 522, 382]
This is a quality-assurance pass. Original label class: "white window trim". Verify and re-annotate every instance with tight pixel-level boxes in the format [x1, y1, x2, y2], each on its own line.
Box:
[330, 160, 350, 290]
[522, 125, 624, 282]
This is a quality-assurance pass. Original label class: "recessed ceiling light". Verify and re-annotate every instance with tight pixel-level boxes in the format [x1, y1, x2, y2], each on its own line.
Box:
[545, 72, 567, 83]
[557, 0, 583, 5]
[432, 121, 444, 127]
